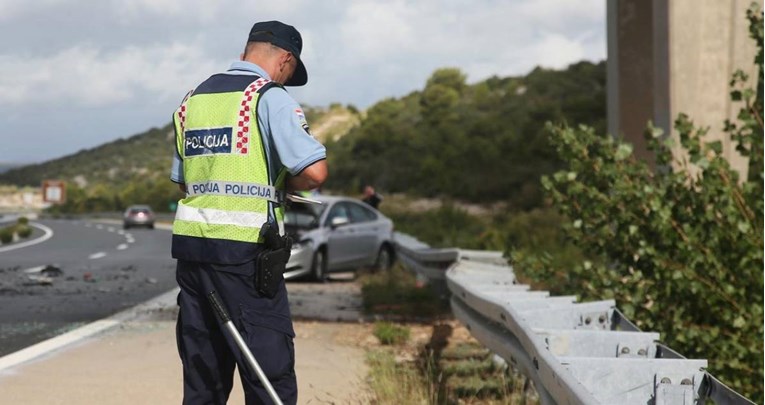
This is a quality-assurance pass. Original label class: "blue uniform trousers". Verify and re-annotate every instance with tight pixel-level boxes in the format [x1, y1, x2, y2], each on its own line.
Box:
[175, 259, 297, 405]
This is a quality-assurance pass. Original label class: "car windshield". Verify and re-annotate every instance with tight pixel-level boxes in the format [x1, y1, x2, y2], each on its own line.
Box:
[284, 203, 326, 229]
[128, 208, 151, 215]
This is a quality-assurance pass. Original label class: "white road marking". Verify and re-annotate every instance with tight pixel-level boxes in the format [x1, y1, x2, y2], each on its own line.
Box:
[0, 287, 178, 372]
[0, 223, 54, 254]
[117, 230, 125, 235]
[117, 244, 128, 250]
[0, 320, 120, 372]
[88, 252, 107, 260]
[107, 227, 115, 232]
[95, 225, 103, 230]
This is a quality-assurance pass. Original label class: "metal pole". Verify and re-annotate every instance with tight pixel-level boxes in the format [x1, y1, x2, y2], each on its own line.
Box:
[208, 291, 284, 405]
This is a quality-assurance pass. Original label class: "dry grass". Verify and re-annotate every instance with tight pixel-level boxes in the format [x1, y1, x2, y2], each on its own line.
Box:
[365, 327, 540, 405]
[358, 265, 450, 320]
[366, 348, 431, 404]
[359, 257, 538, 404]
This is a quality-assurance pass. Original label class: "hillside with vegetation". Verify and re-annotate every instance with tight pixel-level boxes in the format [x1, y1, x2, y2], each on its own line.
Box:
[303, 103, 362, 143]
[0, 125, 175, 189]
[0, 163, 24, 174]
[325, 61, 606, 209]
[0, 105, 360, 213]
[0, 125, 181, 212]
[0, 61, 604, 213]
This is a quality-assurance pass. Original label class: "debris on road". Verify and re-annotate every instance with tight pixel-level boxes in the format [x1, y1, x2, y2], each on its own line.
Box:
[23, 265, 63, 278]
[21, 265, 62, 286]
[23, 266, 46, 274]
[41, 265, 63, 278]
[24, 275, 54, 286]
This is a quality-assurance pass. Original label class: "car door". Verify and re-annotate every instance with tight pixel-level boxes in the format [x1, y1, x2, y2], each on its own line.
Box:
[347, 202, 381, 266]
[324, 202, 357, 270]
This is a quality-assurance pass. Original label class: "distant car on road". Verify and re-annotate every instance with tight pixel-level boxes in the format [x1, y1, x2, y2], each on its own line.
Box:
[123, 205, 155, 229]
[284, 195, 395, 281]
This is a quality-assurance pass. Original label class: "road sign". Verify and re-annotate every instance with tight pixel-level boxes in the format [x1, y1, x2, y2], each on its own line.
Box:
[42, 180, 66, 204]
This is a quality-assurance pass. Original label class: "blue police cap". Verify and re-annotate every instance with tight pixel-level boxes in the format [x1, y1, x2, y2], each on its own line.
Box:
[248, 21, 307, 86]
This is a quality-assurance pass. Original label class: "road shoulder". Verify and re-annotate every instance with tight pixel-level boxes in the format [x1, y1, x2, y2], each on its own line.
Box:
[0, 319, 373, 404]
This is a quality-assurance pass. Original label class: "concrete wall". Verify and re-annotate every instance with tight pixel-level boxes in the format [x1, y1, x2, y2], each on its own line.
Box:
[608, 0, 761, 177]
[608, 0, 657, 164]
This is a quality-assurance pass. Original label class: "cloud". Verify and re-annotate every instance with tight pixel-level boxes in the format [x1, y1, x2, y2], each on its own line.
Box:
[527, 33, 588, 70]
[0, 42, 218, 106]
[0, 0, 605, 109]
[341, 1, 419, 59]
[0, 0, 69, 22]
[109, 0, 225, 24]
[0, 0, 607, 162]
[289, 0, 605, 106]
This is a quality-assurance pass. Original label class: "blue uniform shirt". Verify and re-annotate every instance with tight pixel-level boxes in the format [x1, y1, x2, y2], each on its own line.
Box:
[170, 61, 326, 184]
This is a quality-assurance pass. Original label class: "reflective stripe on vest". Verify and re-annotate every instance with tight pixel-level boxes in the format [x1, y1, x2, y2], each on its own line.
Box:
[175, 204, 268, 228]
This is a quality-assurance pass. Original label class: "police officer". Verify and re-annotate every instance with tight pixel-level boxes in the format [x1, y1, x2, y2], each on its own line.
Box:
[169, 20, 327, 405]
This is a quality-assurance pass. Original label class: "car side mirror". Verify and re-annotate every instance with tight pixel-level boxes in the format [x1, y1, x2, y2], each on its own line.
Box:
[330, 217, 350, 228]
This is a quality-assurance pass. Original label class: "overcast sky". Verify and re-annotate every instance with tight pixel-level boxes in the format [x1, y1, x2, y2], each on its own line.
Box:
[0, 0, 605, 164]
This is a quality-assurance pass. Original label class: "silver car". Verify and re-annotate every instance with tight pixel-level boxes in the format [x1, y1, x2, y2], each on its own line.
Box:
[283, 195, 395, 281]
[123, 204, 155, 229]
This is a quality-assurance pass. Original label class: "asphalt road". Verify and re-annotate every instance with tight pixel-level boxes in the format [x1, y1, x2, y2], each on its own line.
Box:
[0, 218, 364, 358]
[0, 219, 177, 356]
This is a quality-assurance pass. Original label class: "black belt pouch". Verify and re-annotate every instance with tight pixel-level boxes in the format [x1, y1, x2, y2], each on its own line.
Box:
[254, 247, 291, 298]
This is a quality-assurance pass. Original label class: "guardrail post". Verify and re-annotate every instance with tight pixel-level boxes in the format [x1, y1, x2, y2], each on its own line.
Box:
[654, 375, 696, 405]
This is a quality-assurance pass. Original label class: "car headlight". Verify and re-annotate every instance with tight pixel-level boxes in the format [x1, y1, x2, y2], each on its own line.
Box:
[291, 239, 312, 252]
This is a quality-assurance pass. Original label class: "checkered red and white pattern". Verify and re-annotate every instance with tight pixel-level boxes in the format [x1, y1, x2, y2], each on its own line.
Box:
[177, 89, 193, 133]
[236, 78, 270, 155]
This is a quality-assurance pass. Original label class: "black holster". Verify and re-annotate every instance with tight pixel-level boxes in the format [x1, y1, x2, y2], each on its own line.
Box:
[254, 222, 292, 299]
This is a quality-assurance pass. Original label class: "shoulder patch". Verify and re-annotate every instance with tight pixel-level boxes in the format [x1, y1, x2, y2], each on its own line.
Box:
[295, 108, 313, 137]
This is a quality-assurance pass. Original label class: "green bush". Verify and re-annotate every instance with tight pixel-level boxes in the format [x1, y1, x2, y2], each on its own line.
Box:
[360, 265, 450, 319]
[0, 228, 12, 244]
[504, 208, 590, 293]
[17, 216, 28, 225]
[382, 203, 495, 250]
[373, 322, 410, 345]
[15, 225, 32, 238]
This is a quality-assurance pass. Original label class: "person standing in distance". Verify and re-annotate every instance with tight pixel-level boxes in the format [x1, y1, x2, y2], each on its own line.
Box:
[361, 185, 383, 210]
[169, 20, 327, 405]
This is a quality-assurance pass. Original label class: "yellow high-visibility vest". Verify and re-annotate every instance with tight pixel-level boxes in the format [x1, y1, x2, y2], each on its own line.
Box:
[172, 77, 286, 247]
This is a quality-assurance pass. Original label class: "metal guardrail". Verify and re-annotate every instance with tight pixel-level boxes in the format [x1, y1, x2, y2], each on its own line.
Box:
[392, 233, 754, 405]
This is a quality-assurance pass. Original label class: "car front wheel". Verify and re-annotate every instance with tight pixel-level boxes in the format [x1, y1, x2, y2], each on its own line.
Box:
[312, 249, 327, 282]
[374, 244, 394, 271]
